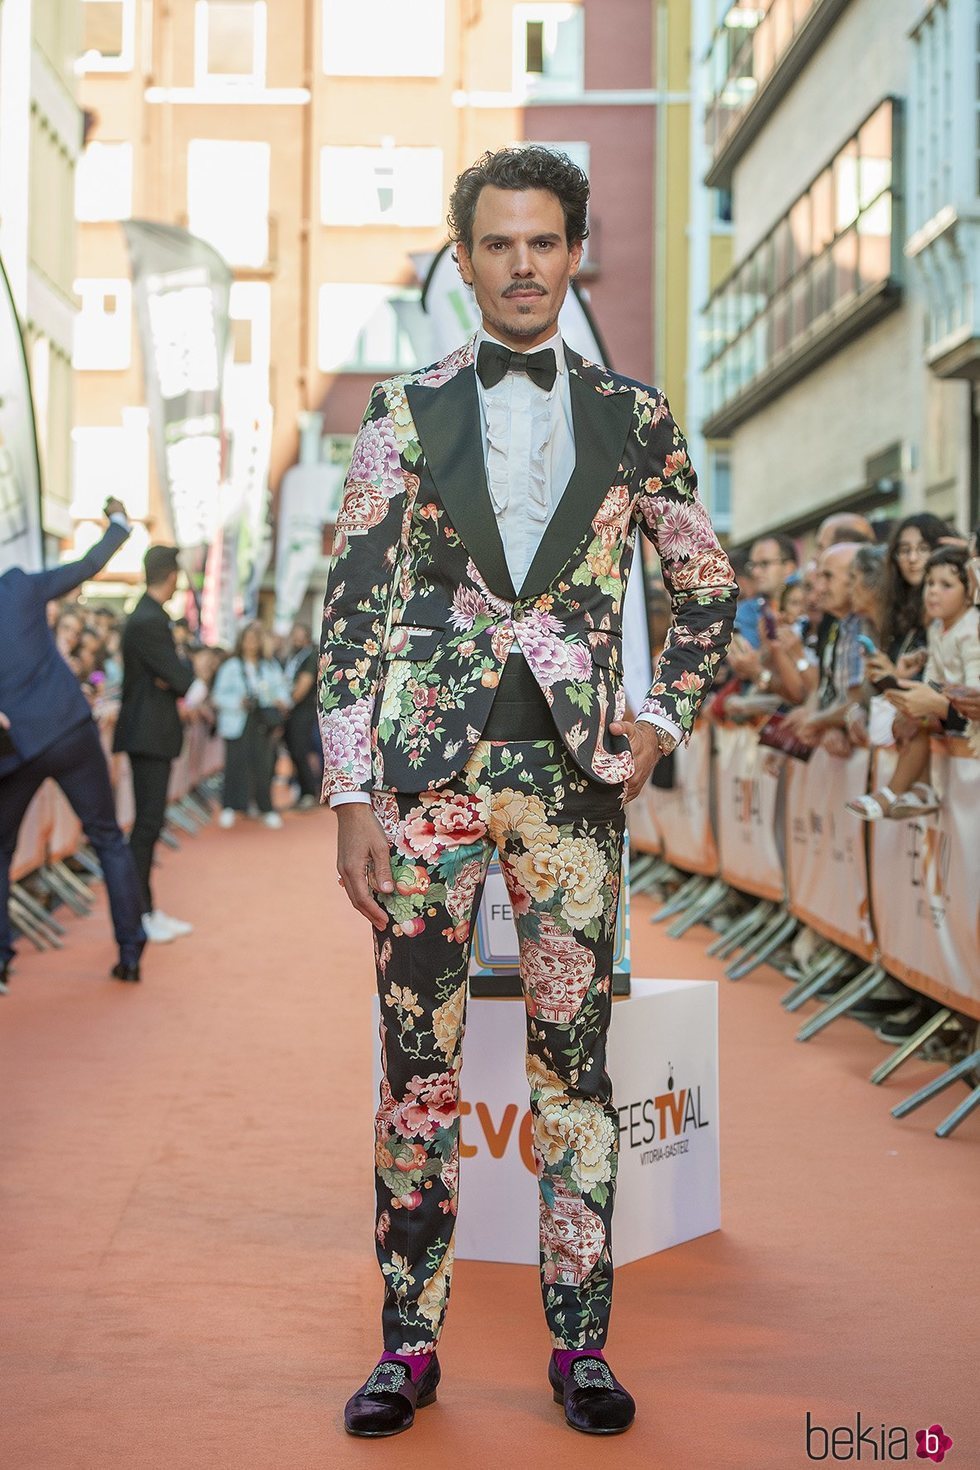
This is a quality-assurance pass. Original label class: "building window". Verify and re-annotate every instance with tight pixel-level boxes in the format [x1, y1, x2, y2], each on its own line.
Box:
[708, 448, 732, 531]
[225, 282, 271, 403]
[78, 0, 135, 72]
[187, 140, 270, 268]
[700, 99, 901, 435]
[194, 1, 267, 86]
[320, 146, 443, 227]
[318, 284, 433, 373]
[72, 413, 151, 522]
[73, 279, 132, 370]
[322, 0, 445, 77]
[75, 142, 133, 222]
[514, 4, 584, 100]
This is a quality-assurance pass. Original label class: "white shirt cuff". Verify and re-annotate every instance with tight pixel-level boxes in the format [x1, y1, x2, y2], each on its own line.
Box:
[329, 792, 372, 807]
[637, 712, 683, 742]
[109, 513, 131, 531]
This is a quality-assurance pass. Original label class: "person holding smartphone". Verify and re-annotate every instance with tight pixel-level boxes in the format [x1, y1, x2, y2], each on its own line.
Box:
[0, 500, 146, 991]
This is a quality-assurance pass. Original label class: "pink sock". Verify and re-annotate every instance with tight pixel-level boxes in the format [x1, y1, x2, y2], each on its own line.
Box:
[553, 1348, 605, 1377]
[381, 1350, 433, 1382]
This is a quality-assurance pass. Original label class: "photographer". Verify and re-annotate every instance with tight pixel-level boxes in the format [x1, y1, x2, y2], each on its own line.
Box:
[212, 622, 289, 830]
[0, 500, 145, 989]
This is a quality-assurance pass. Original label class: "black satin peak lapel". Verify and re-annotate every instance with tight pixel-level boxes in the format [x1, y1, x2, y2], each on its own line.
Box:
[405, 373, 516, 603]
[519, 354, 634, 598]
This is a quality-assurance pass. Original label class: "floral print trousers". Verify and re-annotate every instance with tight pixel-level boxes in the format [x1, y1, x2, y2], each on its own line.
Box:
[369, 738, 626, 1353]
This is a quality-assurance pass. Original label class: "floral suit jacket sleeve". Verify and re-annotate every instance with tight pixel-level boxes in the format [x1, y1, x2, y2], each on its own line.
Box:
[317, 382, 416, 798]
[630, 389, 737, 736]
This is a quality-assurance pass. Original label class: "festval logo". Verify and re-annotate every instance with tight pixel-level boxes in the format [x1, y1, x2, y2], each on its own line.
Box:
[915, 1424, 953, 1463]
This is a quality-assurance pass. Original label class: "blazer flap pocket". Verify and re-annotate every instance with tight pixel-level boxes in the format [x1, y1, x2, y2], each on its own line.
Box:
[588, 634, 622, 669]
[387, 625, 444, 662]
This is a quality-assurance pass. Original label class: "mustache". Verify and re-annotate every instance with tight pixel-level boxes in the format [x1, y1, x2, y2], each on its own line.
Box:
[502, 284, 547, 297]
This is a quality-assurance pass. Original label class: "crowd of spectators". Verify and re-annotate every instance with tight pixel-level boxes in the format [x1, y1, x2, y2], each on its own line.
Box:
[707, 509, 979, 1042]
[42, 598, 323, 824]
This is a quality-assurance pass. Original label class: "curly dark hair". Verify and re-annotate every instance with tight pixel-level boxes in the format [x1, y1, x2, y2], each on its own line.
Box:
[923, 544, 971, 597]
[881, 513, 952, 653]
[448, 146, 590, 255]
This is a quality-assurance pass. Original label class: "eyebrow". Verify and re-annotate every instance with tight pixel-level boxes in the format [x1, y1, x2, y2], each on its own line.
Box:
[477, 231, 563, 245]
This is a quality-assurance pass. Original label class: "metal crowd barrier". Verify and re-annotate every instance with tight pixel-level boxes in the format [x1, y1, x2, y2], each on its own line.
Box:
[627, 721, 980, 1139]
[8, 720, 225, 954]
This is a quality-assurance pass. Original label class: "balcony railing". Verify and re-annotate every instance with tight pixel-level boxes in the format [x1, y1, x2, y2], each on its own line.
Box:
[701, 99, 903, 437]
[704, 0, 853, 189]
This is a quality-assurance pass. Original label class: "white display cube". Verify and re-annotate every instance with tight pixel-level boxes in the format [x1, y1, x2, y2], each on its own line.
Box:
[373, 978, 720, 1266]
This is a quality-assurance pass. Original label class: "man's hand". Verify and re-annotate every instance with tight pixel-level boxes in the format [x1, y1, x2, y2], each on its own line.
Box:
[727, 635, 762, 683]
[885, 680, 948, 720]
[821, 728, 852, 759]
[609, 718, 661, 802]
[103, 497, 127, 521]
[336, 804, 395, 931]
[0, 710, 9, 729]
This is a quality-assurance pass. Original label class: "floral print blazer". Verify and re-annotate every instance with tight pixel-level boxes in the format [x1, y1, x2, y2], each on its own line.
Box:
[318, 337, 736, 798]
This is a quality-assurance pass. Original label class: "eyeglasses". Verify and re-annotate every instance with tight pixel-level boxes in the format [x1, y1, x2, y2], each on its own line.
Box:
[895, 543, 928, 560]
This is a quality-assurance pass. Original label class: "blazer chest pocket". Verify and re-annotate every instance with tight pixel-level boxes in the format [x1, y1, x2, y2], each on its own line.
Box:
[386, 625, 444, 662]
[588, 635, 622, 670]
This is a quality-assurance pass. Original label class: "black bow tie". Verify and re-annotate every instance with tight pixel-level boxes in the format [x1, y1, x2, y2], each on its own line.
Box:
[476, 340, 558, 393]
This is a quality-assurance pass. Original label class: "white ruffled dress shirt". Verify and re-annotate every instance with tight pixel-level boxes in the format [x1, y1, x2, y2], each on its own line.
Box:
[330, 327, 674, 807]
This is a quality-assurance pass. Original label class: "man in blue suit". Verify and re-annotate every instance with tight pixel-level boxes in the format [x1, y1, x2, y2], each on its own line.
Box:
[0, 498, 146, 991]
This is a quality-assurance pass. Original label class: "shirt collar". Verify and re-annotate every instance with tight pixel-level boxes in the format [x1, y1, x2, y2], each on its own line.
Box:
[475, 324, 566, 376]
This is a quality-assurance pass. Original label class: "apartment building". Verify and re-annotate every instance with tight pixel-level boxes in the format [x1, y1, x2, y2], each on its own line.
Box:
[71, 0, 733, 599]
[695, 0, 978, 547]
[0, 0, 83, 560]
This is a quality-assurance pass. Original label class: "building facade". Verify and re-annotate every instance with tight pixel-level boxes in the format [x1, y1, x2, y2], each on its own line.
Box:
[71, 0, 731, 604]
[695, 0, 978, 547]
[0, 0, 83, 559]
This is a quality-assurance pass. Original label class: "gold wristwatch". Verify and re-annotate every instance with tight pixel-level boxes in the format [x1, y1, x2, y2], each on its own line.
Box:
[653, 726, 679, 756]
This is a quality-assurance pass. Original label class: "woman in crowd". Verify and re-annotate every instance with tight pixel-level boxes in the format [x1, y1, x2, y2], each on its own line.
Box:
[848, 546, 980, 818]
[211, 622, 290, 830]
[866, 513, 951, 682]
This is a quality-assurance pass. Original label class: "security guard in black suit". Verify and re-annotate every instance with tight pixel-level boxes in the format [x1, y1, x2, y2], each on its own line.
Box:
[114, 546, 193, 940]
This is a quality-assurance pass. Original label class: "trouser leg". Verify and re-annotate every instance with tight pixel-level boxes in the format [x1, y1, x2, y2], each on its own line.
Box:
[368, 754, 494, 1352]
[489, 738, 626, 1351]
[127, 754, 171, 913]
[52, 722, 146, 964]
[285, 715, 318, 798]
[0, 761, 46, 967]
[247, 716, 275, 813]
[222, 733, 249, 810]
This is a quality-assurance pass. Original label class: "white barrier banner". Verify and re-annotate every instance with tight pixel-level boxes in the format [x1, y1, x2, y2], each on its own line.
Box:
[870, 743, 980, 1019]
[714, 724, 785, 902]
[786, 746, 875, 961]
[651, 724, 718, 876]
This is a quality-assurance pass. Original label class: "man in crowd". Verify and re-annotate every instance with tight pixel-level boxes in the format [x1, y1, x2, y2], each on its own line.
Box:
[728, 533, 799, 689]
[322, 146, 736, 1437]
[114, 546, 194, 945]
[281, 622, 320, 810]
[0, 500, 146, 991]
[814, 512, 875, 555]
[785, 543, 867, 752]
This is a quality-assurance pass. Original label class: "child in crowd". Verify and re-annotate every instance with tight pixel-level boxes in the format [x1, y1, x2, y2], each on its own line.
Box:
[847, 546, 980, 819]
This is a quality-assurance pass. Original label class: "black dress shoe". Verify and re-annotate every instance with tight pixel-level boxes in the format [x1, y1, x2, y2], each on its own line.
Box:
[111, 961, 141, 983]
[344, 1355, 440, 1437]
[549, 1355, 636, 1435]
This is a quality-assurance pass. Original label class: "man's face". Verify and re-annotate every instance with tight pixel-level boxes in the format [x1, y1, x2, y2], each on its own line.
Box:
[291, 624, 309, 651]
[749, 538, 795, 599]
[818, 550, 854, 618]
[455, 186, 582, 350]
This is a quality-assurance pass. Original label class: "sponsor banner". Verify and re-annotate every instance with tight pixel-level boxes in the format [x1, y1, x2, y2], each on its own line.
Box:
[274, 460, 343, 635]
[653, 724, 719, 876]
[714, 722, 785, 902]
[785, 746, 875, 961]
[626, 781, 662, 856]
[373, 977, 720, 1266]
[469, 837, 630, 991]
[123, 220, 232, 551]
[0, 253, 43, 573]
[869, 742, 980, 1020]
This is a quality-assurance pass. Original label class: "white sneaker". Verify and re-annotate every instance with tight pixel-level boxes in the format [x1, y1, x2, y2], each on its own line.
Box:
[218, 808, 236, 829]
[263, 811, 283, 829]
[142, 911, 176, 944]
[157, 911, 193, 938]
[296, 794, 317, 812]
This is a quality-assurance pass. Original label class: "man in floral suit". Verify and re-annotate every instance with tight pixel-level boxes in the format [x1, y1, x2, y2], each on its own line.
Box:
[319, 147, 736, 1438]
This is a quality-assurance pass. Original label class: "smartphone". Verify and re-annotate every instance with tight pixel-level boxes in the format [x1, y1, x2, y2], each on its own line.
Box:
[871, 674, 902, 693]
[761, 607, 779, 642]
[856, 634, 879, 657]
[927, 680, 945, 694]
